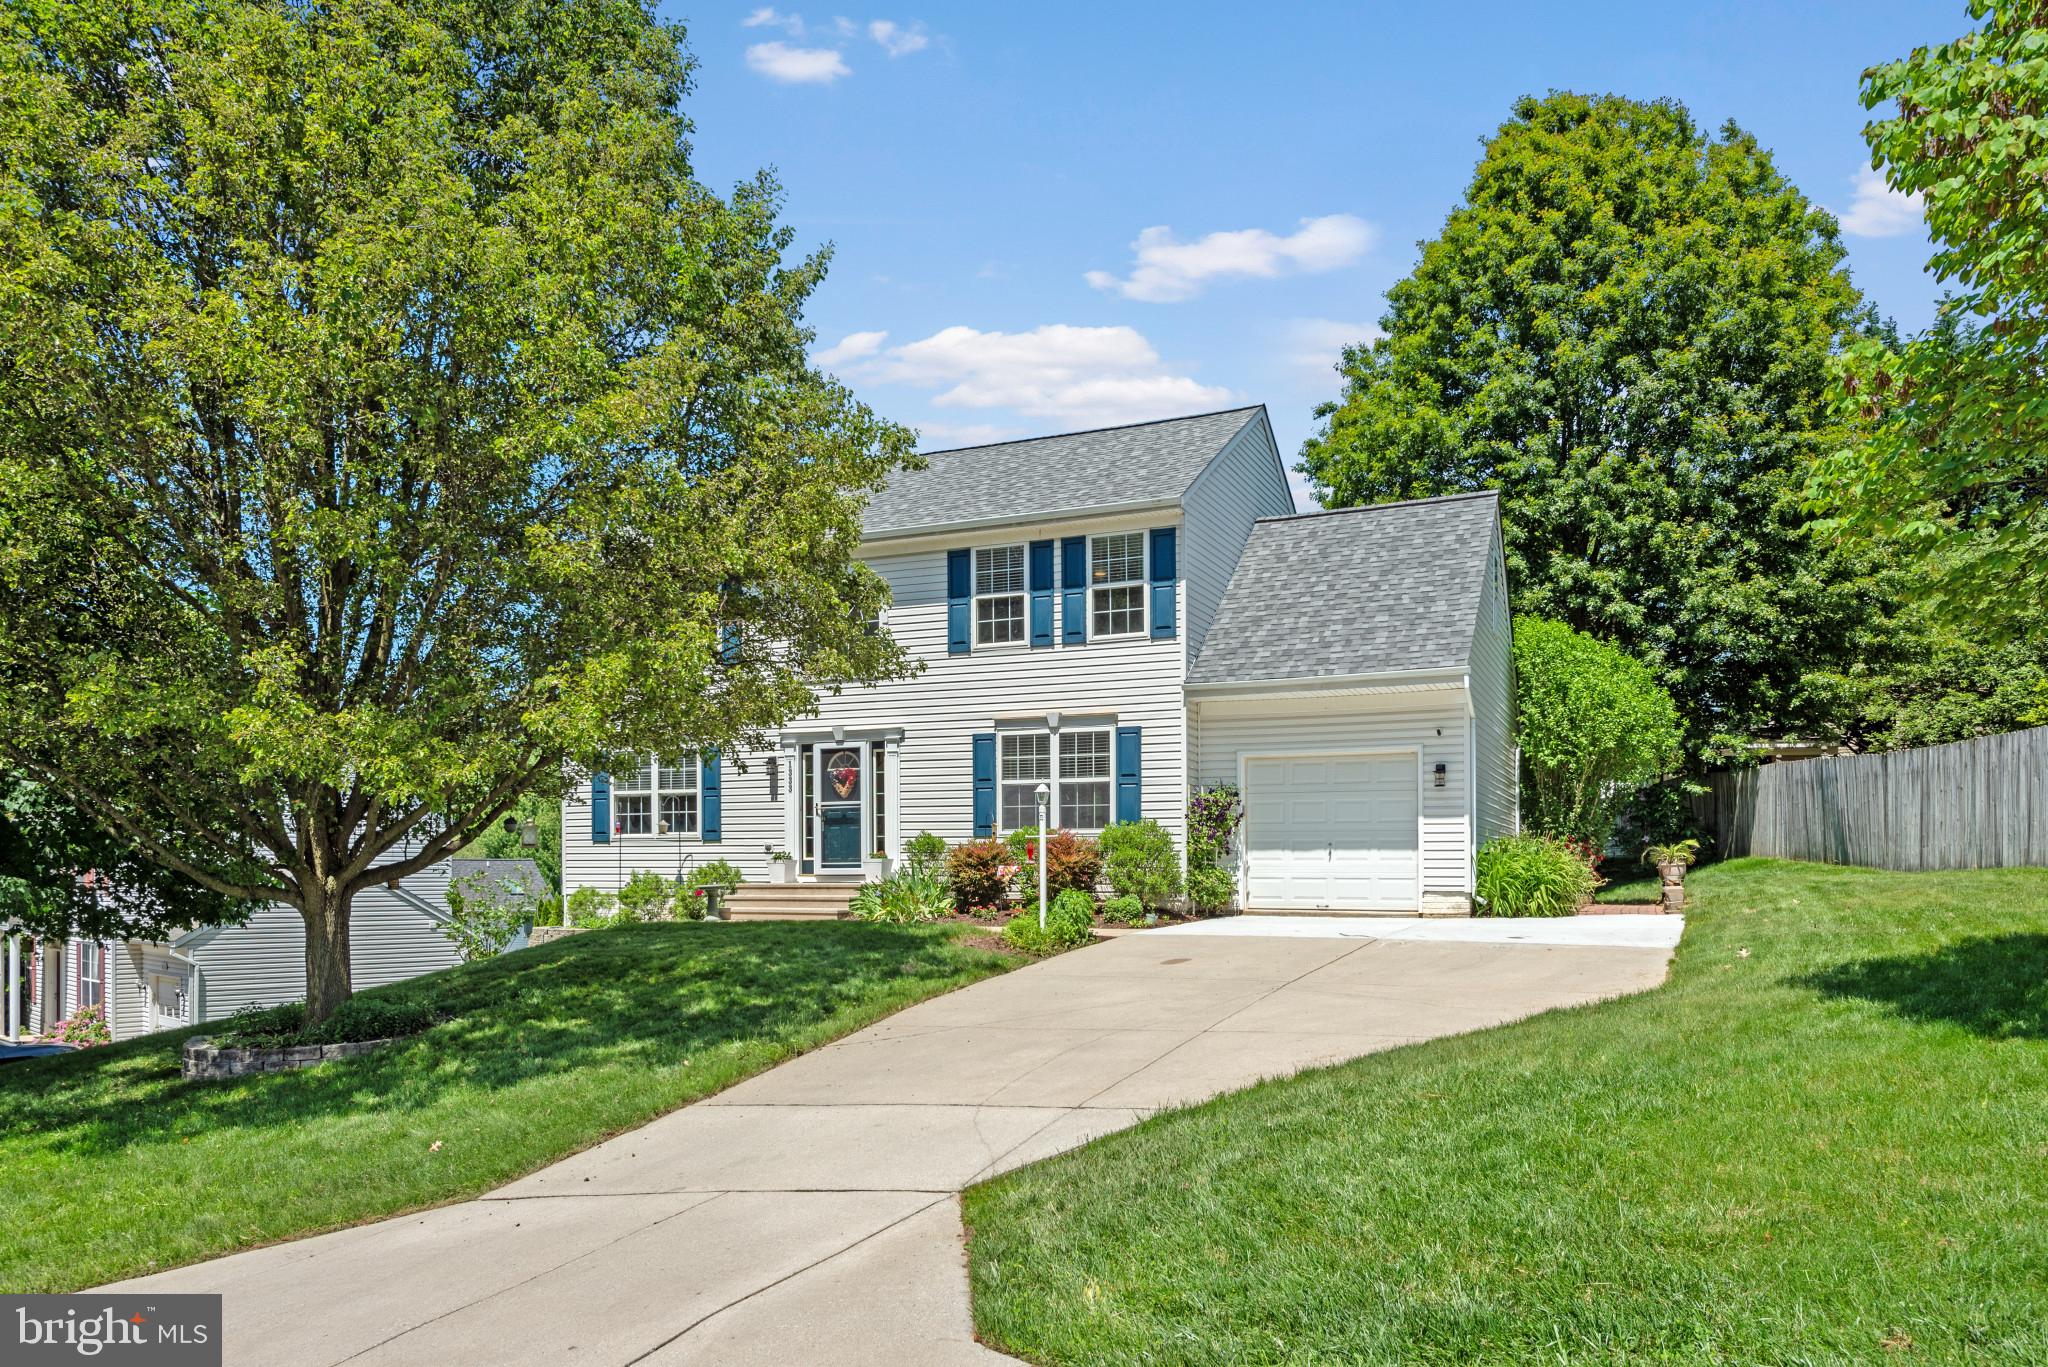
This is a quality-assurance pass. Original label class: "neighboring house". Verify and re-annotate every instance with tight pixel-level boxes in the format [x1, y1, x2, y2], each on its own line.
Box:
[4, 854, 538, 1043]
[560, 405, 1516, 916]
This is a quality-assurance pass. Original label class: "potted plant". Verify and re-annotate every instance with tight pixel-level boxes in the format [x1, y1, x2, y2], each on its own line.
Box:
[1644, 839, 1701, 912]
[863, 847, 892, 881]
[768, 850, 796, 884]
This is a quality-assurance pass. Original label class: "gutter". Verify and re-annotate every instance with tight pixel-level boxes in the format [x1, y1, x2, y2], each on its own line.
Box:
[1184, 665, 1470, 700]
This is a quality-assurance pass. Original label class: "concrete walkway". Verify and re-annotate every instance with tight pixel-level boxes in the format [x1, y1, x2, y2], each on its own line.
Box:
[107, 921, 1680, 1365]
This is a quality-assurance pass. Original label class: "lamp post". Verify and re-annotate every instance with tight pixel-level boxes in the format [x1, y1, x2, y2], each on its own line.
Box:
[1034, 782, 1050, 929]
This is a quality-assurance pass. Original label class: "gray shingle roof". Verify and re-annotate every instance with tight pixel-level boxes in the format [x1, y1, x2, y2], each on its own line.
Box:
[1187, 492, 1501, 687]
[862, 407, 1267, 536]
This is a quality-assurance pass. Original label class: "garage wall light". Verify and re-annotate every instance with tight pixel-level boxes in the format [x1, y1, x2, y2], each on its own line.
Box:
[1433, 763, 1447, 788]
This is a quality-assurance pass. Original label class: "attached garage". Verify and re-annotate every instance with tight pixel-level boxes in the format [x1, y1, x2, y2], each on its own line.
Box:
[1185, 492, 1520, 916]
[1242, 754, 1420, 911]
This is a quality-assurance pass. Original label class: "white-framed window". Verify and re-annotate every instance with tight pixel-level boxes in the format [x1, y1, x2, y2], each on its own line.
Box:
[998, 726, 1115, 833]
[1090, 532, 1146, 638]
[999, 732, 1049, 831]
[614, 756, 698, 836]
[1058, 729, 1113, 831]
[78, 941, 102, 1009]
[975, 544, 1027, 646]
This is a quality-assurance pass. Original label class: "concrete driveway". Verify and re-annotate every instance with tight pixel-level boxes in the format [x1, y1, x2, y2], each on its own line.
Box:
[107, 916, 1680, 1365]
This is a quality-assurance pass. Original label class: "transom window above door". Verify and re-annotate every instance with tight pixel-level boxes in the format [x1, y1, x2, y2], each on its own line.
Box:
[613, 757, 698, 836]
[975, 544, 1027, 645]
[1091, 532, 1146, 638]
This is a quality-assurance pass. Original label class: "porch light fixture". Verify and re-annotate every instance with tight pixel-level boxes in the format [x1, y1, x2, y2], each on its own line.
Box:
[1433, 762, 1447, 788]
[1034, 783, 1051, 929]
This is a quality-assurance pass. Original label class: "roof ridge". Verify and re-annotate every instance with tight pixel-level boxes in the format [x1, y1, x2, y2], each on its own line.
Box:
[915, 405, 1264, 459]
[1256, 489, 1500, 524]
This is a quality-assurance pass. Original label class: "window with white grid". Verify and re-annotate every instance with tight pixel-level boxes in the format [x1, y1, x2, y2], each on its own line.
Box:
[1090, 532, 1146, 638]
[975, 545, 1027, 645]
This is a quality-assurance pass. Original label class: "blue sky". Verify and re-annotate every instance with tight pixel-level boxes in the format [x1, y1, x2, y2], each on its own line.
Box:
[672, 1, 1957, 507]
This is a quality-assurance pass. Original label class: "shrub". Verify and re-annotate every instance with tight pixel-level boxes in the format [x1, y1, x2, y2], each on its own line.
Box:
[615, 870, 681, 922]
[1001, 890, 1096, 953]
[1185, 864, 1236, 915]
[38, 1003, 111, 1047]
[904, 830, 949, 879]
[685, 859, 744, 894]
[851, 869, 955, 924]
[1099, 820, 1183, 908]
[1100, 893, 1147, 925]
[442, 870, 532, 961]
[1474, 835, 1598, 917]
[946, 838, 1020, 911]
[213, 996, 437, 1048]
[1005, 827, 1103, 898]
[1514, 616, 1685, 845]
[566, 886, 628, 929]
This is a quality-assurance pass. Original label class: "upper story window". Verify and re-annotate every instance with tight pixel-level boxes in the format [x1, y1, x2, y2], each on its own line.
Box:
[1090, 532, 1146, 638]
[614, 757, 699, 836]
[975, 544, 1027, 646]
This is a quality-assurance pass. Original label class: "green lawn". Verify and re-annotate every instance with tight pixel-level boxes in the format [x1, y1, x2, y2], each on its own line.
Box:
[1, 920, 1014, 1292]
[965, 860, 2048, 1365]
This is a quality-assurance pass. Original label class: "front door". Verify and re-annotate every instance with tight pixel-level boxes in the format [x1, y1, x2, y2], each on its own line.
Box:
[815, 745, 866, 873]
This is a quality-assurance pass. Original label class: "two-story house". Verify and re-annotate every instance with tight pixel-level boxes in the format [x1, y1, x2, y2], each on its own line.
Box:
[560, 406, 1517, 917]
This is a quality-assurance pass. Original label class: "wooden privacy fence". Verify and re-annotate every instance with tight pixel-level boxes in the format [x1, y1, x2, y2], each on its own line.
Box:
[1692, 726, 2048, 872]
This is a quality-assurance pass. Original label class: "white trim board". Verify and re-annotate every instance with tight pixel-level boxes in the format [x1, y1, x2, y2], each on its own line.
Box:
[1149, 913, 1685, 951]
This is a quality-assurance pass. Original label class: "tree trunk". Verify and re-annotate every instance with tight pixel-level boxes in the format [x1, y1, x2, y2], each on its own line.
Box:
[302, 882, 354, 1025]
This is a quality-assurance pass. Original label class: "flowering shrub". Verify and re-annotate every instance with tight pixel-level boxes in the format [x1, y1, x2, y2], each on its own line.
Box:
[945, 838, 1019, 911]
[1187, 786, 1244, 868]
[39, 1004, 111, 1047]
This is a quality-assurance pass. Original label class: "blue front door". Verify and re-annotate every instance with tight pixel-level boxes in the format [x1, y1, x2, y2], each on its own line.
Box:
[820, 805, 862, 869]
[817, 745, 865, 870]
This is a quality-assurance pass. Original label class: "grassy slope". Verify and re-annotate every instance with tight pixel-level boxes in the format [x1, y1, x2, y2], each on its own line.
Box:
[966, 860, 2048, 1365]
[1, 921, 1013, 1292]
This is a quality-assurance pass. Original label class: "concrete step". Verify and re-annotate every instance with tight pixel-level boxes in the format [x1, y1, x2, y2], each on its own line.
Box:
[724, 883, 862, 922]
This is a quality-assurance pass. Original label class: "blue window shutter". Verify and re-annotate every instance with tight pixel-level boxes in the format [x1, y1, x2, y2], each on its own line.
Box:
[1028, 540, 1055, 648]
[1115, 727, 1142, 823]
[971, 733, 996, 837]
[718, 624, 740, 666]
[701, 751, 722, 842]
[591, 774, 611, 844]
[1149, 528, 1178, 640]
[947, 549, 972, 655]
[1060, 536, 1087, 645]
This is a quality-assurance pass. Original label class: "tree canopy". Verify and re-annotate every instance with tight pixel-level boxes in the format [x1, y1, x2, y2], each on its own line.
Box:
[1301, 92, 1888, 759]
[1511, 616, 1684, 845]
[1809, 3, 2048, 640]
[0, 0, 913, 1017]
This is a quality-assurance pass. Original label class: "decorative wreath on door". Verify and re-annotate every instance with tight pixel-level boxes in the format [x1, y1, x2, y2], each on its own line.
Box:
[827, 754, 860, 799]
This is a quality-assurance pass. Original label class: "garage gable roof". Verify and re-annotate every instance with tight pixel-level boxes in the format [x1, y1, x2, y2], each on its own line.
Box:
[862, 406, 1269, 537]
[1188, 491, 1501, 687]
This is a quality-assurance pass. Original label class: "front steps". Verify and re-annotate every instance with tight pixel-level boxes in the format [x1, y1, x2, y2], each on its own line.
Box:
[723, 882, 862, 922]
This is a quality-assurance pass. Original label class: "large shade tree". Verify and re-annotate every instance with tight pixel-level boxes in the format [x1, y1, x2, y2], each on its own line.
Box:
[0, 0, 914, 1020]
[1811, 2, 2048, 642]
[1302, 93, 1889, 758]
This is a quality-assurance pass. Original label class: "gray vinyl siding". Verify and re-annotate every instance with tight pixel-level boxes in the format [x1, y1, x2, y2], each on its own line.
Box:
[562, 509, 1190, 893]
[1179, 410, 1293, 661]
[178, 887, 463, 1024]
[1470, 531, 1519, 846]
[1191, 688, 1475, 896]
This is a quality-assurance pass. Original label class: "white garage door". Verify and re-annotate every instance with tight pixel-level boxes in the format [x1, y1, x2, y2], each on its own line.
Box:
[1244, 755, 1420, 911]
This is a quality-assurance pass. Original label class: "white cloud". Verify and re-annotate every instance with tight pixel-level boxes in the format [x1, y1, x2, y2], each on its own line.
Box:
[745, 40, 850, 84]
[831, 323, 1237, 425]
[742, 6, 805, 35]
[868, 19, 929, 56]
[1086, 214, 1376, 303]
[1283, 318, 1383, 387]
[1838, 166, 1924, 238]
[814, 329, 889, 368]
